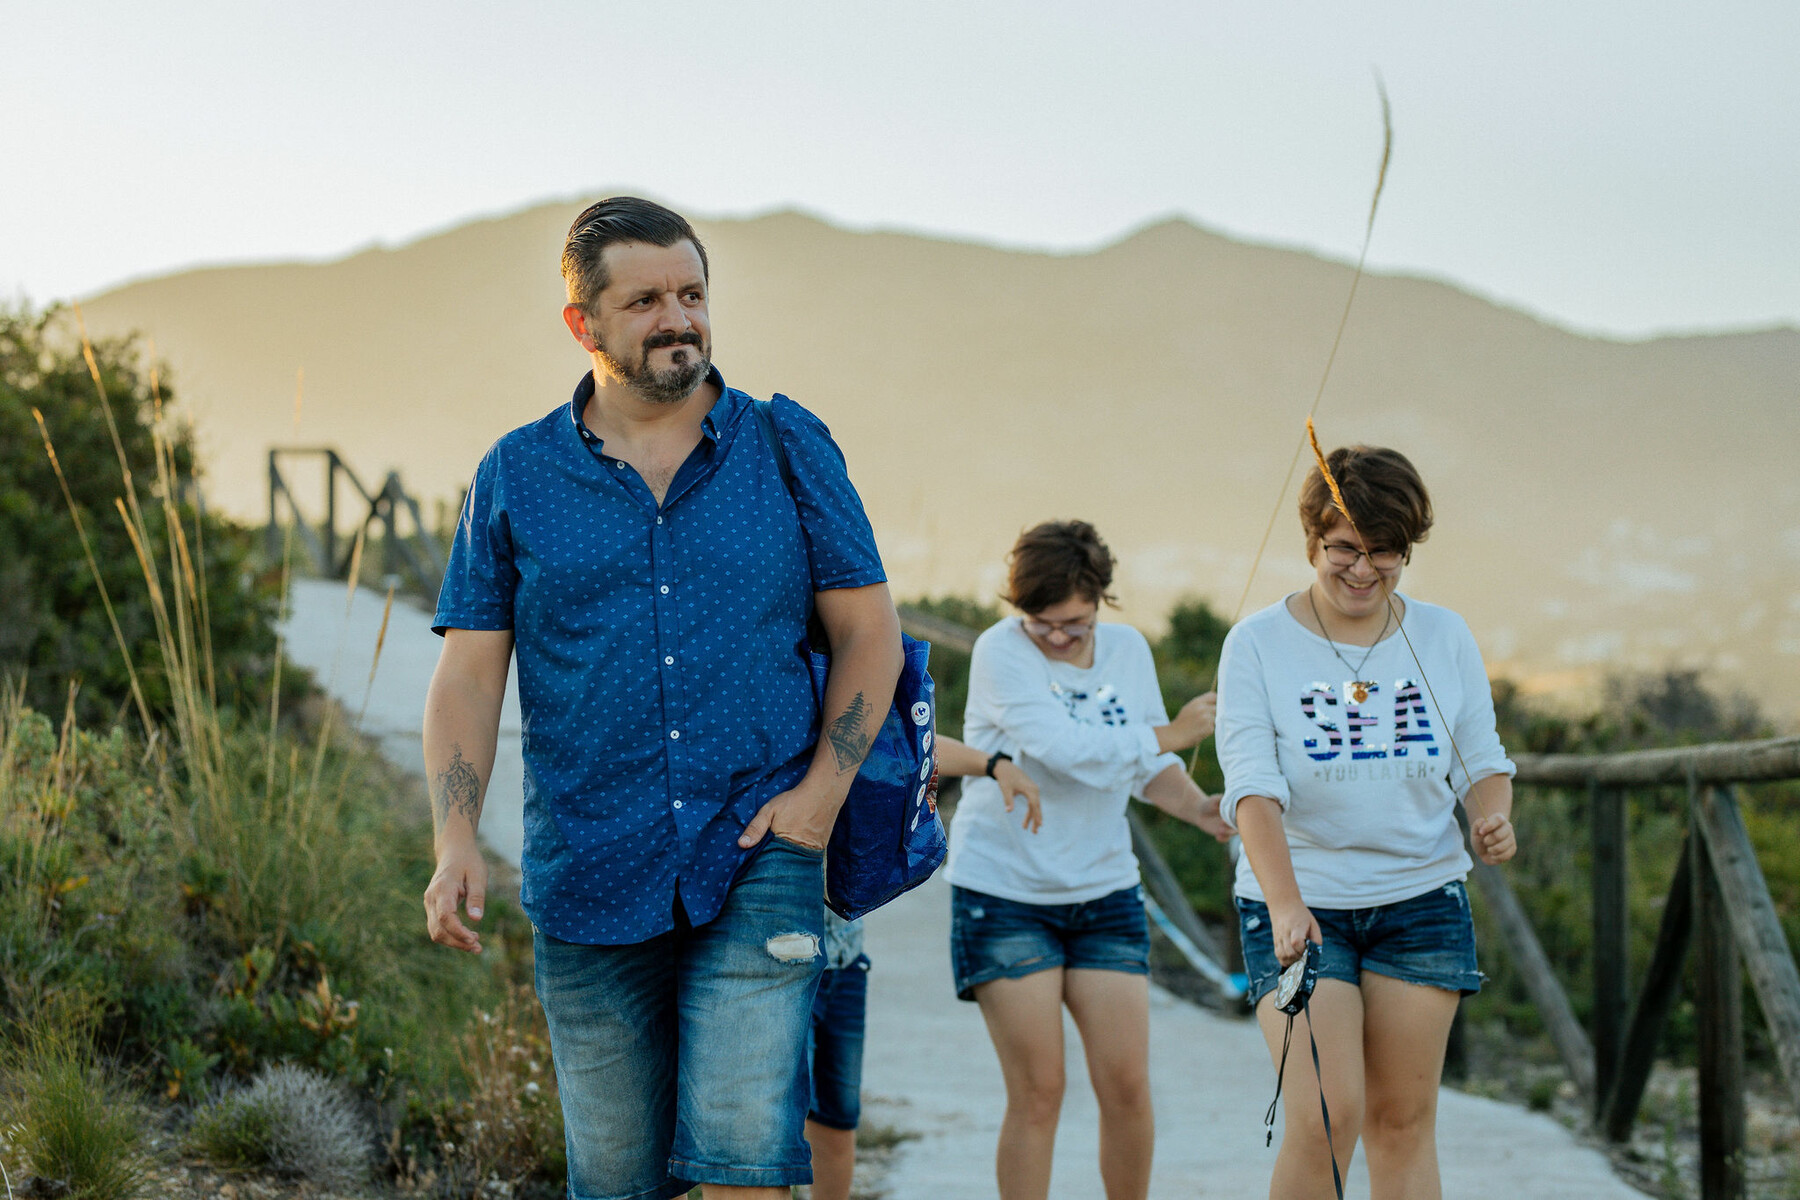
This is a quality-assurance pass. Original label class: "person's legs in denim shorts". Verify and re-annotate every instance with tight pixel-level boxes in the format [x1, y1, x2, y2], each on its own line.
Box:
[805, 953, 869, 1200]
[534, 838, 826, 1200]
[807, 954, 870, 1131]
[1235, 880, 1483, 1006]
[950, 885, 1154, 1195]
[950, 884, 1150, 1000]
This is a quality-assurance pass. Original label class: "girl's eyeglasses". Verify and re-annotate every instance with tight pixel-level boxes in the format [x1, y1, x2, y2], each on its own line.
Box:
[1321, 542, 1405, 571]
[1022, 618, 1093, 639]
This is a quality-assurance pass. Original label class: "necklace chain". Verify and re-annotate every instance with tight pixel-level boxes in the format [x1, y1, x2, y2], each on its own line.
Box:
[1307, 588, 1392, 700]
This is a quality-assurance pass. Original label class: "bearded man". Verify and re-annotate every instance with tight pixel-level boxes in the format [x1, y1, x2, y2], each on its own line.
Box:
[423, 196, 901, 1200]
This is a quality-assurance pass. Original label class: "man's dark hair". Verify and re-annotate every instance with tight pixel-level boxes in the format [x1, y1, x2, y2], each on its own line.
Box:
[561, 197, 710, 314]
[1299, 444, 1434, 558]
[1003, 520, 1119, 615]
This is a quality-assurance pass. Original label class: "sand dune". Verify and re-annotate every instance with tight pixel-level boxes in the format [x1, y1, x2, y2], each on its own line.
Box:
[77, 200, 1800, 718]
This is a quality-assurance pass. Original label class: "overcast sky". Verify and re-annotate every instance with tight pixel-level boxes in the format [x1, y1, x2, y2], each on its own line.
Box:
[5, 1, 1796, 339]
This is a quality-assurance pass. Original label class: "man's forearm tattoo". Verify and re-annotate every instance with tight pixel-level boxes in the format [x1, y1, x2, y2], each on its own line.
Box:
[431, 743, 482, 828]
[827, 691, 875, 775]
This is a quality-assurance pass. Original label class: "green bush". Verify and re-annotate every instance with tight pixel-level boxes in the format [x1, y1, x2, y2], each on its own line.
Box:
[1, 999, 153, 1199]
[0, 304, 559, 1189]
[0, 305, 282, 729]
[0, 689, 534, 1128]
[185, 1090, 276, 1165]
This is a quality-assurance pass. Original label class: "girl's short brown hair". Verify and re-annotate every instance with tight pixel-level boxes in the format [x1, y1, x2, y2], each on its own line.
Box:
[1003, 520, 1118, 614]
[1299, 445, 1434, 557]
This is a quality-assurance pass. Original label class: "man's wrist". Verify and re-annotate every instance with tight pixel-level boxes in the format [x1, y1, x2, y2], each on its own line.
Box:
[435, 824, 481, 857]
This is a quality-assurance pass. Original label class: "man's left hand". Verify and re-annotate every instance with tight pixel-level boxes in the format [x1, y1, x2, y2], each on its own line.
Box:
[739, 783, 842, 850]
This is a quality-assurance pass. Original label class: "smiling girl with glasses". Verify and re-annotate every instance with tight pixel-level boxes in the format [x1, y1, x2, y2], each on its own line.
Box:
[943, 519, 1228, 1200]
[1215, 444, 1518, 1198]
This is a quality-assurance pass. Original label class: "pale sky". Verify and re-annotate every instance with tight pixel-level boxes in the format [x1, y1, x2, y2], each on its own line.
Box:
[5, 0, 1797, 339]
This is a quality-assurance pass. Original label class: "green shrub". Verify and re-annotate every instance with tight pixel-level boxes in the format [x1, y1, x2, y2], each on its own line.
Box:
[424, 988, 565, 1194]
[185, 1090, 275, 1165]
[1, 1000, 153, 1199]
[245, 1063, 372, 1186]
[0, 305, 282, 728]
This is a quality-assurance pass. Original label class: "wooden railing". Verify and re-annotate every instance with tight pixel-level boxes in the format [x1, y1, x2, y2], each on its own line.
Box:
[266, 448, 444, 597]
[1492, 738, 1800, 1200]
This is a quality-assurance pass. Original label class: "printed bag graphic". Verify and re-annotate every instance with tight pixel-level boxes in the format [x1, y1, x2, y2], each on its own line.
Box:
[807, 635, 945, 919]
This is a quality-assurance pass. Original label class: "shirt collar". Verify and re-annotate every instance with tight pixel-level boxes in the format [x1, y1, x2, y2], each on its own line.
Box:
[570, 366, 738, 450]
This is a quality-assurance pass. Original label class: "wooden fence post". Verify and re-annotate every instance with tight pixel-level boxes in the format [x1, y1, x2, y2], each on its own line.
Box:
[1692, 783, 1800, 1114]
[1591, 782, 1629, 1118]
[1602, 833, 1693, 1142]
[1469, 858, 1596, 1097]
[1692, 795, 1746, 1200]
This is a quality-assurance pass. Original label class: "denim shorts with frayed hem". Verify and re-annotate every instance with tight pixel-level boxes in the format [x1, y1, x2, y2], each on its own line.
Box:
[1236, 879, 1484, 1007]
[807, 953, 870, 1130]
[533, 838, 826, 1200]
[950, 883, 1150, 1002]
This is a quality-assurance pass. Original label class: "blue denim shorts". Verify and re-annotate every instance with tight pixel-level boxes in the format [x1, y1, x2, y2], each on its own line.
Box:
[950, 884, 1150, 1001]
[533, 838, 826, 1200]
[1236, 879, 1483, 1007]
[807, 954, 870, 1130]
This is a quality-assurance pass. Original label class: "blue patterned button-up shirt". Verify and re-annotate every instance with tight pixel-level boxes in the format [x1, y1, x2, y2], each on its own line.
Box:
[433, 369, 885, 945]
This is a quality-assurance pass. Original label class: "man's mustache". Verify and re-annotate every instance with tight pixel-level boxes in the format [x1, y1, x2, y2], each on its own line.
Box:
[642, 331, 703, 351]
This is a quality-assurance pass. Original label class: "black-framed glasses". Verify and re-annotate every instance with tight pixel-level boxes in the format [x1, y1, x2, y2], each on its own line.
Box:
[1022, 618, 1094, 639]
[1320, 541, 1405, 571]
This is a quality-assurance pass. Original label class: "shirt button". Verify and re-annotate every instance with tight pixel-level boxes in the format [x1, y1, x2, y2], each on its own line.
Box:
[615, 460, 625, 468]
[669, 729, 680, 740]
[665, 656, 675, 665]
[673, 800, 684, 809]
[660, 585, 670, 594]
[656, 516, 664, 524]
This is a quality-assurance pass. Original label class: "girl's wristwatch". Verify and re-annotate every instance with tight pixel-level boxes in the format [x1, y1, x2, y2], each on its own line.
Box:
[984, 750, 1013, 778]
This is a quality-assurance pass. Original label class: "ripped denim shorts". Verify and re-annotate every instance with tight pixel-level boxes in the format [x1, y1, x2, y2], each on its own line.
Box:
[1236, 879, 1484, 1006]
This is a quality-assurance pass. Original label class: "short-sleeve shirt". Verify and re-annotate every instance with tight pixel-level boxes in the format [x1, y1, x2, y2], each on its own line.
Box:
[433, 368, 886, 944]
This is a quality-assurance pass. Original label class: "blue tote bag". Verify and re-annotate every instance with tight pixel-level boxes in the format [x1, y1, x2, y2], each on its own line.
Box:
[753, 399, 948, 919]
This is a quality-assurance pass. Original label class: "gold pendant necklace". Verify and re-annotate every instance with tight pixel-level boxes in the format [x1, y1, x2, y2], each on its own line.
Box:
[1307, 588, 1390, 705]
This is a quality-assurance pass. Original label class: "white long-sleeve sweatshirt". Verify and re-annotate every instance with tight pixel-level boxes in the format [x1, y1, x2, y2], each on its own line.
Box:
[945, 618, 1182, 904]
[1217, 594, 1515, 909]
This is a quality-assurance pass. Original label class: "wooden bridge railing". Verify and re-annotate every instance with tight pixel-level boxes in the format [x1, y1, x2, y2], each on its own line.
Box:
[266, 448, 444, 597]
[1497, 737, 1800, 1200]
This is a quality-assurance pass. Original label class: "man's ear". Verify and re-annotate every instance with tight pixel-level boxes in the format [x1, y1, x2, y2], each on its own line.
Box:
[562, 303, 597, 350]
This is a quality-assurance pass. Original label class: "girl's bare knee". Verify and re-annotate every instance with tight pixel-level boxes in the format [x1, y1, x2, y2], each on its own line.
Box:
[1010, 1072, 1066, 1127]
[1364, 1094, 1434, 1149]
[1092, 1069, 1152, 1118]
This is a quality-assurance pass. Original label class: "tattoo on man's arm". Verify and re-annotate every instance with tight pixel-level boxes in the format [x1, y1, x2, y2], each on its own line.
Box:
[827, 691, 875, 774]
[431, 744, 482, 829]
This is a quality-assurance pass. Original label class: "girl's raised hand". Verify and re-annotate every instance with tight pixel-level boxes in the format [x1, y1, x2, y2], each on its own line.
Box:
[995, 758, 1043, 834]
[1472, 813, 1516, 865]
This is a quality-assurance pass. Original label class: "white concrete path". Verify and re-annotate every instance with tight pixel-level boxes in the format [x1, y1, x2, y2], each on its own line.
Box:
[285, 580, 1649, 1200]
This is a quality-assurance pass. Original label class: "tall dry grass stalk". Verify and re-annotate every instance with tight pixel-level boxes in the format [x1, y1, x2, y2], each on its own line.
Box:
[265, 368, 306, 806]
[1189, 79, 1394, 773]
[35, 314, 396, 954]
